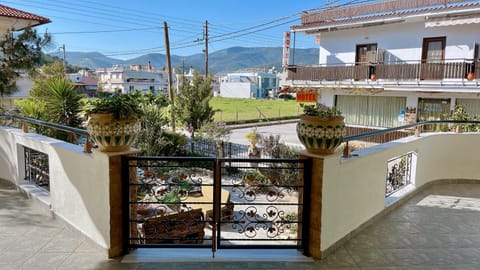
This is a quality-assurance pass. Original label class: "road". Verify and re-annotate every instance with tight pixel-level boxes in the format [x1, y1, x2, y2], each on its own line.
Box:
[228, 122, 302, 147]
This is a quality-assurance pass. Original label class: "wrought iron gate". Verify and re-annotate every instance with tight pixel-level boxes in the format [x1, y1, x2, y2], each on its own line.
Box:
[122, 156, 311, 255]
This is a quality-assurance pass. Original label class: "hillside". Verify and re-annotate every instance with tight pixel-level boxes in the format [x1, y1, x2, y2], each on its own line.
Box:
[62, 47, 318, 73]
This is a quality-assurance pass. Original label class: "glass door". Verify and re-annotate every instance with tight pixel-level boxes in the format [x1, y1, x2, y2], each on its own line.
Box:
[355, 43, 377, 80]
[417, 98, 450, 131]
[421, 37, 446, 80]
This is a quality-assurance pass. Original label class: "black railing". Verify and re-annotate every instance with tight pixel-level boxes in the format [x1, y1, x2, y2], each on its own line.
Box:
[122, 156, 311, 256]
[24, 147, 50, 191]
[386, 152, 415, 197]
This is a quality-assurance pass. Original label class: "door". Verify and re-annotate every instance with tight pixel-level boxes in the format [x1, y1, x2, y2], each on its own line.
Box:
[355, 43, 377, 80]
[421, 37, 446, 80]
[417, 98, 450, 131]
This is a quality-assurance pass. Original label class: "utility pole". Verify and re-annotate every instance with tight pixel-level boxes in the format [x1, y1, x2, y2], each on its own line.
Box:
[164, 21, 175, 131]
[204, 20, 208, 77]
[61, 44, 66, 73]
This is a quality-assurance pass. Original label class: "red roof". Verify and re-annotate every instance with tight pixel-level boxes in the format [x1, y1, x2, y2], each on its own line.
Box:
[0, 4, 51, 26]
[293, 2, 480, 31]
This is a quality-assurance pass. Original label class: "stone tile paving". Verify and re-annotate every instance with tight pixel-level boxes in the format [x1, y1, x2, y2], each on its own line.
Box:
[1, 178, 480, 269]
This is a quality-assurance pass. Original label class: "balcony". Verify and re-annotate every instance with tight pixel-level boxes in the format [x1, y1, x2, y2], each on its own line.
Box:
[1, 114, 480, 267]
[287, 59, 479, 83]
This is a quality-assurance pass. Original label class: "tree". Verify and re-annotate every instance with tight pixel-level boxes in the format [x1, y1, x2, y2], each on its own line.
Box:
[29, 61, 65, 99]
[174, 71, 214, 137]
[0, 27, 51, 96]
[43, 78, 82, 127]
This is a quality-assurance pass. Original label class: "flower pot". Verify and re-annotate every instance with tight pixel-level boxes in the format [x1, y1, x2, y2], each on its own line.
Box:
[370, 74, 377, 81]
[296, 114, 346, 155]
[467, 72, 474, 81]
[87, 113, 140, 152]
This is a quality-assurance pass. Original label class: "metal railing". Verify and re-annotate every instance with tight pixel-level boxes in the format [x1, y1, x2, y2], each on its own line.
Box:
[24, 147, 50, 191]
[0, 113, 92, 153]
[287, 59, 479, 82]
[386, 152, 415, 197]
[122, 156, 311, 256]
[342, 120, 480, 157]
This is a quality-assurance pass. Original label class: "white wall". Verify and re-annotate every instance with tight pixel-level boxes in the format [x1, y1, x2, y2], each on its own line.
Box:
[317, 133, 480, 252]
[318, 20, 479, 65]
[219, 82, 252, 98]
[0, 127, 112, 253]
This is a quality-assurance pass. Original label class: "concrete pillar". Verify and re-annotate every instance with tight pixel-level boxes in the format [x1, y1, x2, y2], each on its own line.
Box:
[107, 151, 139, 258]
[300, 152, 325, 259]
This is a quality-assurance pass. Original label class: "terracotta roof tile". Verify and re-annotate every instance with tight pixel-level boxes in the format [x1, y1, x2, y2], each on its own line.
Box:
[293, 2, 480, 30]
[0, 4, 50, 25]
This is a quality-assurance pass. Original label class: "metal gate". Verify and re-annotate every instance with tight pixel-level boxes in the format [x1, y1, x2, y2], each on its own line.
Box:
[122, 156, 311, 255]
[24, 147, 50, 191]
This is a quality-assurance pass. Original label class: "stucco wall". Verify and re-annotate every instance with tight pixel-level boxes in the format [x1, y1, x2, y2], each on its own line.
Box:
[318, 133, 480, 251]
[0, 127, 111, 251]
[318, 20, 478, 65]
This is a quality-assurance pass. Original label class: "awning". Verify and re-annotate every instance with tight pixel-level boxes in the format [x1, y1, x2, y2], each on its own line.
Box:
[426, 16, 480, 27]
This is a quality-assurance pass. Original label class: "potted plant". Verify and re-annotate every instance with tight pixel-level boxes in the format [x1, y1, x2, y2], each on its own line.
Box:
[296, 103, 346, 155]
[84, 93, 143, 152]
[245, 128, 261, 158]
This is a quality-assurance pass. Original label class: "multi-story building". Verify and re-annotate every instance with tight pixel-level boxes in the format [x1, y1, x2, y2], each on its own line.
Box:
[218, 68, 280, 99]
[286, 0, 480, 131]
[96, 63, 167, 94]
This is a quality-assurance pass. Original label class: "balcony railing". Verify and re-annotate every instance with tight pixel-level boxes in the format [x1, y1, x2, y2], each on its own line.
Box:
[287, 59, 479, 82]
[0, 113, 92, 153]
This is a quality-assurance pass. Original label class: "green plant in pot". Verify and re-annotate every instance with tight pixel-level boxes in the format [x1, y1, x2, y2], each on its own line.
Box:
[296, 103, 346, 155]
[245, 128, 261, 158]
[84, 92, 143, 152]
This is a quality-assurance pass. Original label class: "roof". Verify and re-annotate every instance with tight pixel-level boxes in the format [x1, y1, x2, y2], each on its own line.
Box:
[72, 76, 98, 86]
[293, 2, 480, 32]
[0, 4, 51, 27]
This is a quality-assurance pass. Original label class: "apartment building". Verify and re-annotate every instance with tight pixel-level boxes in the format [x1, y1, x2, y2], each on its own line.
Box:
[286, 0, 480, 130]
[96, 63, 167, 94]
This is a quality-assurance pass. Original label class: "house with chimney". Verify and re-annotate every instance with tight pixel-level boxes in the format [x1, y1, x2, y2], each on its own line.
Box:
[286, 0, 480, 132]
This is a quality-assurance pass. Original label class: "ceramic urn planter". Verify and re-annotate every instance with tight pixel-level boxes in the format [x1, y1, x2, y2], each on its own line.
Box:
[296, 114, 346, 155]
[87, 113, 140, 152]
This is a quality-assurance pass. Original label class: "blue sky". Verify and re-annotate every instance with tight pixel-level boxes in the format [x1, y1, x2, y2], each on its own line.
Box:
[4, 0, 346, 59]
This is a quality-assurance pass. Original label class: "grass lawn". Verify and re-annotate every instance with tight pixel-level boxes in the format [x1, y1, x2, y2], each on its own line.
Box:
[211, 97, 302, 123]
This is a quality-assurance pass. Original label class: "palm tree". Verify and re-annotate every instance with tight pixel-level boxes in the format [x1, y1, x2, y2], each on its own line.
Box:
[43, 78, 82, 128]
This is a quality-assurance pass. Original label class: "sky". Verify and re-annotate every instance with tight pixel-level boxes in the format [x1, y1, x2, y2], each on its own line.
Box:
[3, 0, 357, 60]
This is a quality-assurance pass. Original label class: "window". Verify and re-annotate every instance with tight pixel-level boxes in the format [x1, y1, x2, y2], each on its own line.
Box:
[421, 37, 446, 80]
[422, 37, 445, 63]
[336, 95, 406, 128]
[356, 43, 377, 64]
[356, 43, 378, 80]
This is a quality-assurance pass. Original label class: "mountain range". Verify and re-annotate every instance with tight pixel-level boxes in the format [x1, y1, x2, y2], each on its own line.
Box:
[60, 47, 318, 74]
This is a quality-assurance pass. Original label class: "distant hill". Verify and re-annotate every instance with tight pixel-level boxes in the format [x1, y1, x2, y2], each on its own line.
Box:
[61, 47, 318, 73]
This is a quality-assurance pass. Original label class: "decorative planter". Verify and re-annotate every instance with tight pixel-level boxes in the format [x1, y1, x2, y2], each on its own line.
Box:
[86, 113, 140, 152]
[296, 114, 346, 155]
[370, 74, 377, 81]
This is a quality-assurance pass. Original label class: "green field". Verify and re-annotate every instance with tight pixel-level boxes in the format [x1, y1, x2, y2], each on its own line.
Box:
[211, 97, 302, 123]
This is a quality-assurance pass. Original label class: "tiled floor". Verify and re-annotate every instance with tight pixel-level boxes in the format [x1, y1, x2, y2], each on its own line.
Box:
[1, 179, 480, 269]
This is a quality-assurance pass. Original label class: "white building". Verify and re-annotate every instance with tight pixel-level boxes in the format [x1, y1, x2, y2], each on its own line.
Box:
[218, 68, 280, 99]
[96, 63, 167, 94]
[286, 0, 480, 131]
[175, 67, 219, 95]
